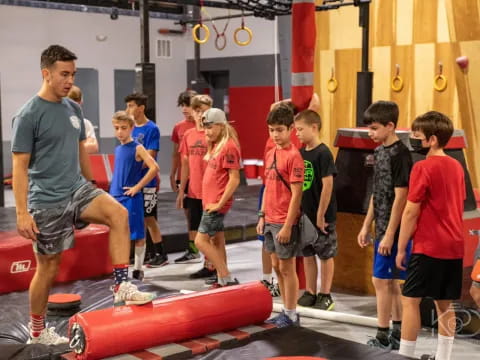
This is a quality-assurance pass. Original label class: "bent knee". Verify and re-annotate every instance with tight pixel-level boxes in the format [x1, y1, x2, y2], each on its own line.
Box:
[470, 285, 480, 304]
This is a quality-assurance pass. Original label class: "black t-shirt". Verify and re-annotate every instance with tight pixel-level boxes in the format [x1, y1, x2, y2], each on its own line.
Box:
[300, 143, 338, 224]
[373, 140, 412, 238]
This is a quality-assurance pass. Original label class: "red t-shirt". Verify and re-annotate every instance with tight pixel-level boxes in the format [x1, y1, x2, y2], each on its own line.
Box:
[171, 119, 195, 145]
[179, 128, 208, 199]
[264, 143, 304, 224]
[407, 155, 465, 259]
[202, 139, 241, 214]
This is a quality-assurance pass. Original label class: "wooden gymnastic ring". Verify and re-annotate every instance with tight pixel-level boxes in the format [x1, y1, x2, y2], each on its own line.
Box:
[434, 74, 447, 92]
[192, 24, 210, 44]
[391, 75, 404, 92]
[327, 78, 338, 93]
[234, 26, 252, 46]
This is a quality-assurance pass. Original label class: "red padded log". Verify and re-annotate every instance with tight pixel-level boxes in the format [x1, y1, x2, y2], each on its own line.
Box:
[69, 282, 272, 360]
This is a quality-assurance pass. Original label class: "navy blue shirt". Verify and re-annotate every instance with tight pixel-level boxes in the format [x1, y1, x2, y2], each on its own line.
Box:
[132, 120, 160, 187]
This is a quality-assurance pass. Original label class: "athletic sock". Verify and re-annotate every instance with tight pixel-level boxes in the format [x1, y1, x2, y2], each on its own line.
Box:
[219, 275, 233, 285]
[134, 244, 146, 271]
[392, 320, 402, 340]
[435, 334, 454, 360]
[188, 240, 199, 254]
[113, 264, 129, 288]
[30, 313, 45, 337]
[154, 242, 165, 256]
[376, 327, 390, 346]
[284, 308, 297, 321]
[262, 273, 273, 283]
[399, 339, 417, 357]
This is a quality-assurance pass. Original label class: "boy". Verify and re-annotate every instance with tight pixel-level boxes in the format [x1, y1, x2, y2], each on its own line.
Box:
[396, 111, 465, 360]
[357, 101, 413, 350]
[125, 93, 168, 267]
[294, 109, 337, 310]
[257, 103, 305, 328]
[110, 111, 159, 281]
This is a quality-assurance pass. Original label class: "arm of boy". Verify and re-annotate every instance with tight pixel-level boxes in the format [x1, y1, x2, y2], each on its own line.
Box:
[123, 145, 159, 196]
[358, 195, 374, 248]
[79, 140, 94, 182]
[396, 200, 421, 270]
[257, 186, 267, 235]
[205, 169, 240, 212]
[176, 155, 190, 209]
[378, 187, 408, 255]
[317, 175, 334, 234]
[277, 182, 303, 244]
[170, 143, 180, 192]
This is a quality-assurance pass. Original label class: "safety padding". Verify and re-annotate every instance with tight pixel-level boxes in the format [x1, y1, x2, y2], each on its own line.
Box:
[89, 154, 113, 191]
[0, 225, 111, 294]
[68, 282, 272, 360]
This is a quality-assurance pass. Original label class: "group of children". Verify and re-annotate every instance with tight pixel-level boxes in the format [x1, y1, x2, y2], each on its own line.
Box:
[109, 89, 477, 360]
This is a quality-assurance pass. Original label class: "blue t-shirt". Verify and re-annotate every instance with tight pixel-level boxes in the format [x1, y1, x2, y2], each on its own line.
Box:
[132, 120, 160, 187]
[11, 96, 87, 208]
[109, 141, 143, 199]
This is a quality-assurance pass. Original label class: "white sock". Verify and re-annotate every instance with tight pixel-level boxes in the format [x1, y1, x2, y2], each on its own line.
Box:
[399, 339, 417, 357]
[284, 307, 297, 321]
[219, 275, 232, 285]
[134, 244, 146, 271]
[435, 334, 454, 360]
[263, 273, 273, 282]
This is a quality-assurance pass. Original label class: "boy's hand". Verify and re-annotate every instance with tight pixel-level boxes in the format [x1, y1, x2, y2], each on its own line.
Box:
[123, 185, 140, 197]
[276, 225, 292, 244]
[205, 203, 221, 213]
[17, 212, 39, 241]
[316, 215, 328, 234]
[357, 227, 371, 248]
[169, 174, 178, 192]
[396, 250, 407, 271]
[176, 190, 185, 209]
[378, 233, 394, 256]
[256, 217, 265, 235]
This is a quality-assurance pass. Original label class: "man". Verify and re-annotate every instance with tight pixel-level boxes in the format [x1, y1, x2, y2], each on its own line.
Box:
[12, 45, 154, 345]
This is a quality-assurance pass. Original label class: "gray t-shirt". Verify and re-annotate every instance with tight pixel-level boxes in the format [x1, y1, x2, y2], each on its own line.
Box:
[11, 96, 87, 208]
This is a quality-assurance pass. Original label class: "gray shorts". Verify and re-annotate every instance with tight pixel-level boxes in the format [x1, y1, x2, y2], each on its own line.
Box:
[29, 182, 105, 255]
[473, 243, 480, 288]
[263, 223, 300, 260]
[301, 222, 338, 260]
[198, 211, 225, 237]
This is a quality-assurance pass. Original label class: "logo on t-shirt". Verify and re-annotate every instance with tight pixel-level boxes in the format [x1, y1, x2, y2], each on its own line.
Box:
[293, 167, 303, 179]
[134, 133, 145, 145]
[70, 116, 81, 130]
[303, 160, 314, 191]
[226, 153, 236, 165]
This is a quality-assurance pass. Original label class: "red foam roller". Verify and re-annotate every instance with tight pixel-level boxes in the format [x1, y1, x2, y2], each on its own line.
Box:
[69, 281, 272, 360]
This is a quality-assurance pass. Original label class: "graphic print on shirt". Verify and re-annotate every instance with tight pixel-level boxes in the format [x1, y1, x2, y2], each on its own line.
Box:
[134, 133, 145, 144]
[303, 160, 314, 191]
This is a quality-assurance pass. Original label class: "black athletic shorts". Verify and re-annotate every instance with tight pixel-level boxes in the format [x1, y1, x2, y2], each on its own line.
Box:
[185, 197, 202, 231]
[402, 253, 463, 300]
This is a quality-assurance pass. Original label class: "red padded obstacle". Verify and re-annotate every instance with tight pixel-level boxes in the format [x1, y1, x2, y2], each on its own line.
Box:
[68, 282, 272, 360]
[0, 225, 110, 294]
[89, 154, 113, 191]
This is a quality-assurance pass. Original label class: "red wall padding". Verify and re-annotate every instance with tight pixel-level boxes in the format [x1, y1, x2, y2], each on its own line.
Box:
[0, 225, 111, 294]
[69, 282, 272, 360]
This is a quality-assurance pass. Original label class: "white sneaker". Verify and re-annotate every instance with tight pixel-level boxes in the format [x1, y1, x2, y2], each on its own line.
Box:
[113, 281, 155, 306]
[27, 326, 68, 345]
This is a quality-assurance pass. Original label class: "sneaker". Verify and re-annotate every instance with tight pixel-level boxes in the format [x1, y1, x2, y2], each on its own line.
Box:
[366, 336, 392, 351]
[297, 291, 317, 307]
[174, 251, 202, 264]
[209, 278, 239, 289]
[314, 294, 335, 311]
[132, 269, 144, 281]
[146, 254, 169, 268]
[420, 355, 435, 360]
[266, 311, 285, 324]
[208, 282, 223, 289]
[113, 281, 155, 306]
[189, 267, 216, 279]
[205, 274, 218, 285]
[272, 312, 300, 328]
[388, 333, 400, 351]
[225, 278, 240, 286]
[27, 326, 68, 345]
[261, 280, 281, 297]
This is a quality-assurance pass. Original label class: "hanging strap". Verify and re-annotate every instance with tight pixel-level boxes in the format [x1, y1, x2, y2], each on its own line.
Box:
[272, 151, 291, 193]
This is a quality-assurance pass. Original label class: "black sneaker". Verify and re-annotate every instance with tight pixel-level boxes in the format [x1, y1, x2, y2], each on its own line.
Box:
[420, 355, 435, 360]
[132, 269, 144, 281]
[205, 274, 218, 285]
[146, 254, 169, 268]
[261, 280, 281, 297]
[314, 294, 335, 311]
[174, 251, 202, 264]
[225, 278, 240, 286]
[366, 336, 392, 350]
[388, 333, 400, 351]
[297, 291, 317, 307]
[189, 267, 216, 279]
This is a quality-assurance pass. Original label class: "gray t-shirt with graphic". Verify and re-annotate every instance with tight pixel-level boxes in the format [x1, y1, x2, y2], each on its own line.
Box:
[11, 96, 87, 208]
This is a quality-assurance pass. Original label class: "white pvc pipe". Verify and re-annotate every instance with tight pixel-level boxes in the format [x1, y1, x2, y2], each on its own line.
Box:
[272, 302, 380, 328]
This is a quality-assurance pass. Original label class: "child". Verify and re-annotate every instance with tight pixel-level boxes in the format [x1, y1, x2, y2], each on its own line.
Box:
[177, 95, 217, 280]
[194, 108, 241, 287]
[357, 101, 413, 350]
[109, 111, 159, 281]
[396, 111, 465, 360]
[294, 109, 337, 310]
[257, 103, 305, 328]
[471, 243, 480, 307]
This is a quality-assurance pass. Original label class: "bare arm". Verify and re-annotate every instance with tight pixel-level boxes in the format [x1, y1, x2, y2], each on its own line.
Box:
[124, 146, 159, 196]
[317, 175, 333, 233]
[256, 185, 267, 235]
[358, 195, 374, 247]
[276, 182, 303, 244]
[12, 152, 39, 240]
[84, 137, 99, 154]
[206, 169, 240, 212]
[79, 140, 94, 181]
[170, 143, 180, 191]
[176, 156, 190, 209]
[396, 200, 421, 270]
[378, 187, 408, 255]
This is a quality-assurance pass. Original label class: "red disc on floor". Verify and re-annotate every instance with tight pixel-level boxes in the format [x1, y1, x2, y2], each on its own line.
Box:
[48, 293, 81, 304]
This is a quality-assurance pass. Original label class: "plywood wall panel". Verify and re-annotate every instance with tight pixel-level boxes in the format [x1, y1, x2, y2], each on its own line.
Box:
[390, 45, 414, 128]
[413, 0, 438, 44]
[372, 0, 396, 46]
[433, 43, 456, 119]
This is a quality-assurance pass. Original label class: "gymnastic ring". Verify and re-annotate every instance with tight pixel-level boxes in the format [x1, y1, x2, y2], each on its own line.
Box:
[234, 26, 252, 46]
[391, 75, 404, 92]
[215, 34, 227, 51]
[434, 74, 447, 92]
[192, 24, 210, 44]
[327, 78, 338, 93]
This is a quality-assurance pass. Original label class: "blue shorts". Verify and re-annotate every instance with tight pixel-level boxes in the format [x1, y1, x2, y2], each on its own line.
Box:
[258, 185, 265, 242]
[117, 194, 145, 241]
[373, 237, 412, 280]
